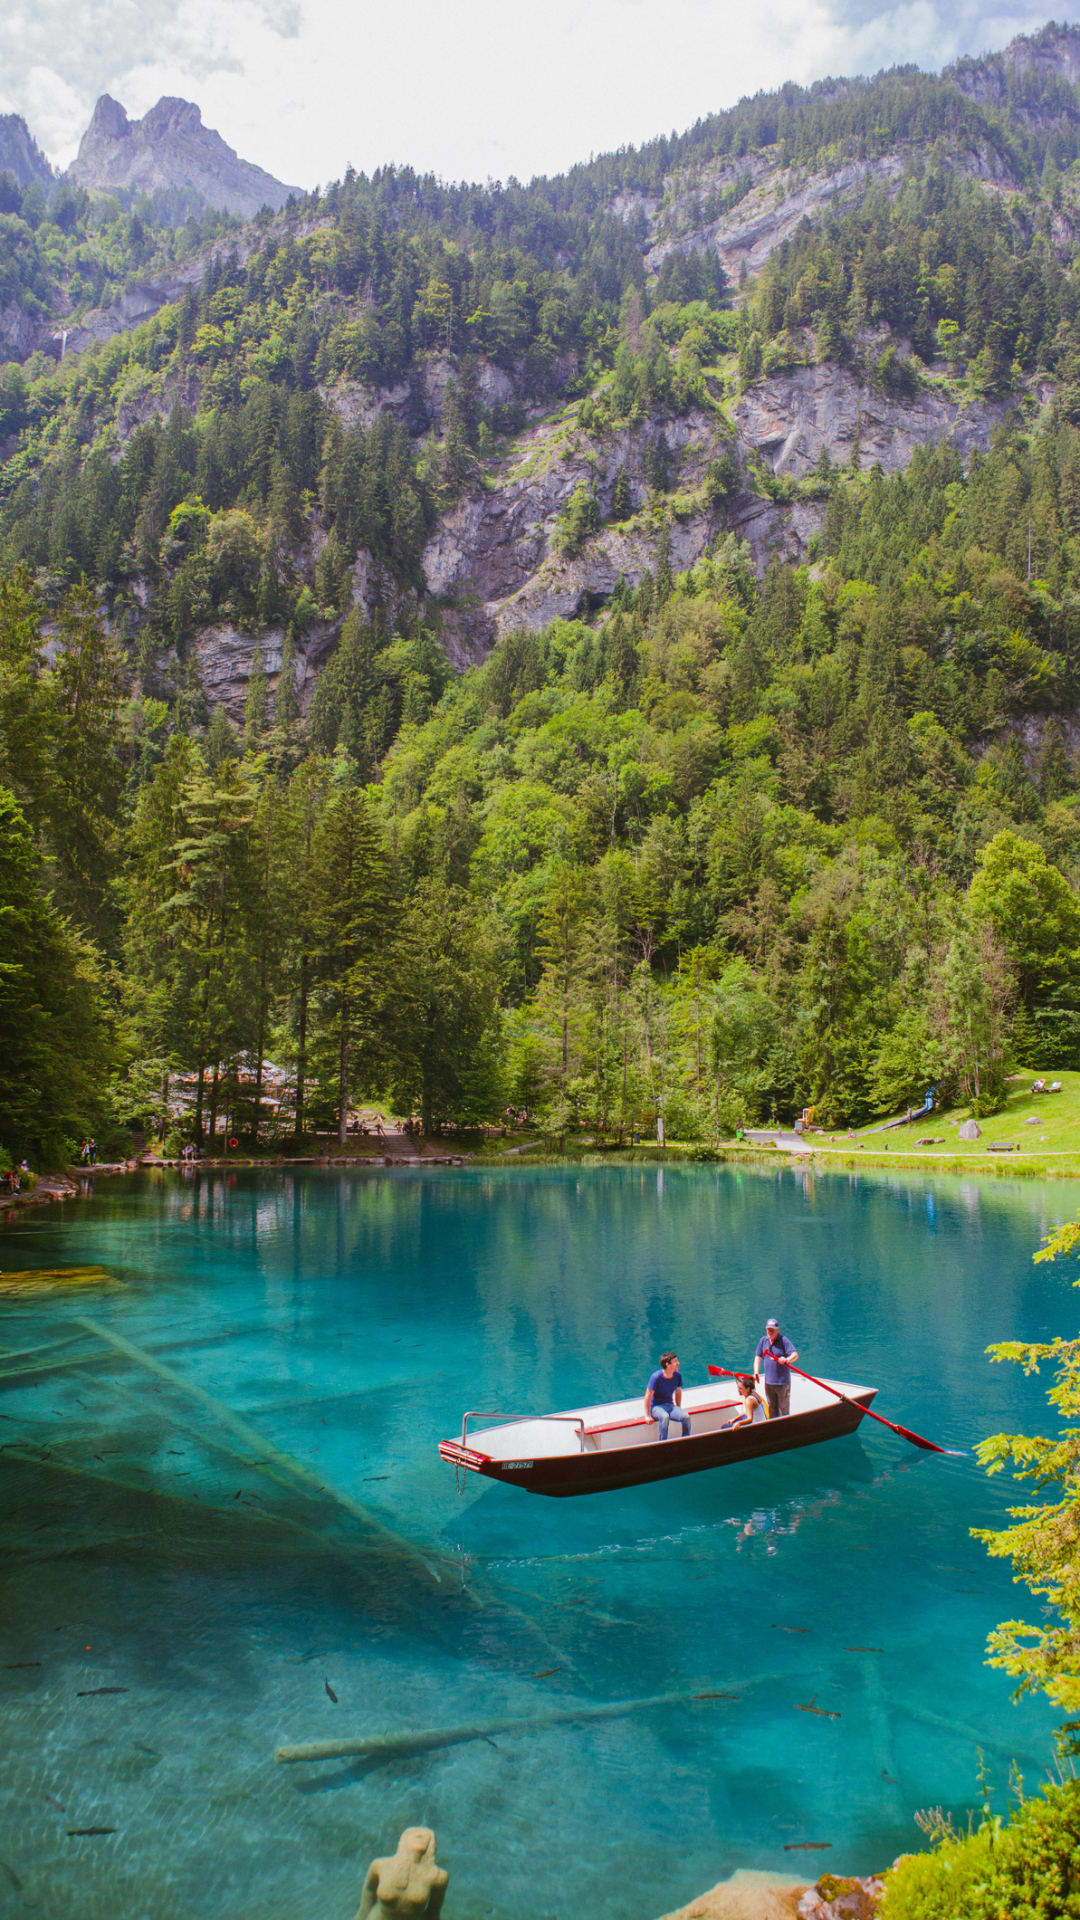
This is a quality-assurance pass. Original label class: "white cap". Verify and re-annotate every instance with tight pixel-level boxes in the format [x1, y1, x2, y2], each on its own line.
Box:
[766, 1316, 779, 1328]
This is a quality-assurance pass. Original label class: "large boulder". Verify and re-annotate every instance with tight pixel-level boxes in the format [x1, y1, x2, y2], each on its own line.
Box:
[958, 1118, 981, 1140]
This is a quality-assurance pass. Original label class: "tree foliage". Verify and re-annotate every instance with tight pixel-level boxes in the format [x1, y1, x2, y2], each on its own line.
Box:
[974, 1215, 1080, 1749]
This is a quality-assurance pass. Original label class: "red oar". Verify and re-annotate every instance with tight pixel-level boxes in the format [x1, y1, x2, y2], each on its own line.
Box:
[707, 1363, 962, 1455]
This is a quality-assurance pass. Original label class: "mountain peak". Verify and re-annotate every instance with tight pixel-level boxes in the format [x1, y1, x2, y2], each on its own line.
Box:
[0, 112, 54, 191]
[68, 93, 298, 221]
[85, 94, 131, 144]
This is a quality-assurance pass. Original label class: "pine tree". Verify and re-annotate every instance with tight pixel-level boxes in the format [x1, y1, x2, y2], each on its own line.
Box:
[307, 782, 400, 1143]
[393, 878, 505, 1133]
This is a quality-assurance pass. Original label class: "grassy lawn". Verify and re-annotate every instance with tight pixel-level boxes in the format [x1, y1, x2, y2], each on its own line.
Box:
[809, 1069, 1080, 1167]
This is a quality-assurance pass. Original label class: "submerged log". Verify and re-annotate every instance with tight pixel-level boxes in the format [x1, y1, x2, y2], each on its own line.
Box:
[275, 1684, 742, 1765]
[76, 1315, 448, 1588]
[884, 1695, 1047, 1766]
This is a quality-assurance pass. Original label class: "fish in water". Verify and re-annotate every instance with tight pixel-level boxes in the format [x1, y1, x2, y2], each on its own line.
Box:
[692, 1691, 739, 1700]
[0, 1860, 22, 1891]
[324, 1680, 338, 1703]
[784, 1842, 832, 1852]
[533, 1668, 563, 1679]
[66, 1828, 117, 1837]
[44, 1794, 65, 1813]
[76, 1687, 128, 1697]
[795, 1695, 841, 1720]
[845, 1646, 884, 1653]
[771, 1624, 810, 1634]
[4, 1661, 41, 1670]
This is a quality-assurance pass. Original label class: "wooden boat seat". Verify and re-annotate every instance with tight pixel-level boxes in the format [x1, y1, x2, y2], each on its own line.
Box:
[584, 1396, 742, 1450]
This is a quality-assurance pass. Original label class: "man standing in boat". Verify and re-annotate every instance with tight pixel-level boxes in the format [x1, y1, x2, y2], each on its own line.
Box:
[754, 1317, 799, 1419]
[644, 1352, 691, 1440]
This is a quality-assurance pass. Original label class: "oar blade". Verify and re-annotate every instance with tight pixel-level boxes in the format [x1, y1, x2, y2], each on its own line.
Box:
[886, 1420, 946, 1453]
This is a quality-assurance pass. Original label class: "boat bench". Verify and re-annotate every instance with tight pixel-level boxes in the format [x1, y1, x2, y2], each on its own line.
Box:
[584, 1396, 739, 1443]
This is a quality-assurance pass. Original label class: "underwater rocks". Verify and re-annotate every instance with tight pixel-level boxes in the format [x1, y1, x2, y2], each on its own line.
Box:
[657, 1867, 807, 1919]
[798, 1873, 885, 1918]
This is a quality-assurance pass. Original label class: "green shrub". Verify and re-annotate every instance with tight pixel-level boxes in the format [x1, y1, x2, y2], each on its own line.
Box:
[881, 1781, 1080, 1920]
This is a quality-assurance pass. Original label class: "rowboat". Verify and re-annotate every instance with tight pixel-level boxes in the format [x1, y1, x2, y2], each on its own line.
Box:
[438, 1372, 877, 1498]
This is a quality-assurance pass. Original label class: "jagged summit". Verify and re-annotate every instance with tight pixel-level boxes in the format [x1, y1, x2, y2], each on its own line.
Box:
[67, 94, 299, 220]
[0, 113, 53, 191]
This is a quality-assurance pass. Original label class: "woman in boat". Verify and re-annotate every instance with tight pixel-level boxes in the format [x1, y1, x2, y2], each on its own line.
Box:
[728, 1374, 767, 1429]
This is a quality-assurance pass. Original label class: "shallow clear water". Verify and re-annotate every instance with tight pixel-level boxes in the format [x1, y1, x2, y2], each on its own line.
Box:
[0, 1162, 1072, 1918]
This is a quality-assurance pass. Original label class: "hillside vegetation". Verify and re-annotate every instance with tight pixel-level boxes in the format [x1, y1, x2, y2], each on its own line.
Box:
[10, 30, 1080, 1162]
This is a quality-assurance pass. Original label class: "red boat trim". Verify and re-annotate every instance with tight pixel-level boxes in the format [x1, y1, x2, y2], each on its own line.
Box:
[437, 1441, 491, 1471]
[585, 1395, 738, 1437]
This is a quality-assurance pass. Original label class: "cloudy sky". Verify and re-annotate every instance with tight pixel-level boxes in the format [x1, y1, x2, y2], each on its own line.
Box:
[2, 0, 1079, 190]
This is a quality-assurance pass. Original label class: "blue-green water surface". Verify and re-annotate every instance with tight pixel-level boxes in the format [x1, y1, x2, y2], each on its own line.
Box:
[0, 1162, 1072, 1918]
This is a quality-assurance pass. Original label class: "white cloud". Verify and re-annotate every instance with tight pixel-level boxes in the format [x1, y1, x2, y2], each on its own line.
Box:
[2, 0, 1079, 186]
[17, 64, 87, 158]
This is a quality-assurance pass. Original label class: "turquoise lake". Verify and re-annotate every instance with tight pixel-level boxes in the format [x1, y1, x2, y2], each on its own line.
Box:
[0, 1161, 1073, 1919]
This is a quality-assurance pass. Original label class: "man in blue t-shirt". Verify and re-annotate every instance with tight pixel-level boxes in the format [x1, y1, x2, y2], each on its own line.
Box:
[753, 1317, 799, 1418]
[644, 1351, 691, 1440]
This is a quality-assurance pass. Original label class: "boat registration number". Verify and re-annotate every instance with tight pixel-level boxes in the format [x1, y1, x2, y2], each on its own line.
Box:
[502, 1460, 533, 1470]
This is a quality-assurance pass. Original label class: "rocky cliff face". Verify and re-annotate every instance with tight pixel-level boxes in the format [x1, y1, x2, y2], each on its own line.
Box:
[68, 95, 299, 218]
[181, 341, 1036, 716]
[415, 355, 1026, 663]
[732, 358, 1024, 479]
[951, 22, 1080, 103]
[0, 114, 52, 190]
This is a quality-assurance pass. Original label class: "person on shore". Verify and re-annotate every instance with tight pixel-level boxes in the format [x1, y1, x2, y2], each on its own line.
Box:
[644, 1351, 691, 1440]
[728, 1373, 767, 1428]
[754, 1317, 798, 1419]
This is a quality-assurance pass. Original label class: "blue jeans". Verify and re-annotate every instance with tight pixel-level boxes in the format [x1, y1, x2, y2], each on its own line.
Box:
[652, 1403, 691, 1440]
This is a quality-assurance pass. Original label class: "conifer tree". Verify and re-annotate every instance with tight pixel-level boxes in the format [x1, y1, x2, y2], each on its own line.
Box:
[307, 779, 400, 1143]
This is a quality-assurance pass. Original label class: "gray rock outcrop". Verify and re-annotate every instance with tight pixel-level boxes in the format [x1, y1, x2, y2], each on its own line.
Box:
[951, 23, 1080, 104]
[416, 347, 1023, 658]
[958, 1119, 981, 1141]
[67, 95, 299, 218]
[192, 619, 339, 723]
[734, 360, 1021, 479]
[422, 403, 736, 659]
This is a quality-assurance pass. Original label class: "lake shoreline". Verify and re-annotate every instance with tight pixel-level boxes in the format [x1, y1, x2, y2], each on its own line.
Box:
[8, 1133, 1080, 1230]
[489, 1140, 1080, 1180]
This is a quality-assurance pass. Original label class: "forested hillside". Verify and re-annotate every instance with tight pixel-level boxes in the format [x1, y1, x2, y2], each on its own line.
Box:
[8, 26, 1080, 1164]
